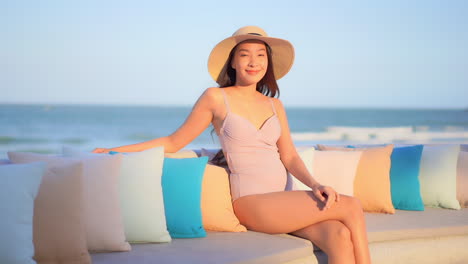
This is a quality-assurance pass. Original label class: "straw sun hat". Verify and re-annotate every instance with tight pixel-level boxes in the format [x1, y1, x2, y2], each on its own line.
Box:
[207, 26, 295, 83]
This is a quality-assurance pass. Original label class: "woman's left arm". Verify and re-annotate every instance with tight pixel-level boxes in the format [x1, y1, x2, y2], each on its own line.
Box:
[273, 98, 318, 188]
[273, 98, 339, 207]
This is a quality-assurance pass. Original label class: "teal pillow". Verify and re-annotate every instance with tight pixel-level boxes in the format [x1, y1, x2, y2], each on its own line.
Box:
[347, 144, 424, 210]
[390, 145, 425, 211]
[162, 157, 208, 238]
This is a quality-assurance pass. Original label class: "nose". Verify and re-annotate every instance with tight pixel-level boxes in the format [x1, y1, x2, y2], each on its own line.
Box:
[248, 56, 258, 68]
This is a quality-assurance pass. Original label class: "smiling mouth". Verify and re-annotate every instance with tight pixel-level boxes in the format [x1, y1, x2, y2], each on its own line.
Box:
[246, 70, 260, 75]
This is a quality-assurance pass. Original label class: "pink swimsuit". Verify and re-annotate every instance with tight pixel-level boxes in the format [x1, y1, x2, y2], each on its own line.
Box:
[218, 89, 288, 201]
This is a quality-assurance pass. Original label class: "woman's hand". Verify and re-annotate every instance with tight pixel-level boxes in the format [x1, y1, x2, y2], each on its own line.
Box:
[92, 148, 111, 154]
[312, 185, 340, 210]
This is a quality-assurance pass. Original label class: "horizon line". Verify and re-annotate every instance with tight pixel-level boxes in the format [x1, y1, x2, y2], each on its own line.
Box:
[0, 102, 466, 111]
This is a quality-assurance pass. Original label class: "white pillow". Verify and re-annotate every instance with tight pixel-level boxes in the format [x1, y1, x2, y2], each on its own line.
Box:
[290, 147, 315, 190]
[0, 162, 44, 264]
[458, 151, 468, 207]
[8, 152, 131, 252]
[419, 145, 461, 209]
[63, 146, 171, 243]
[293, 149, 362, 196]
[313, 150, 362, 196]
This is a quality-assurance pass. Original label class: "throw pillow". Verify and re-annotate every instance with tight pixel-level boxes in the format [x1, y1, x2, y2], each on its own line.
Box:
[289, 147, 315, 191]
[388, 145, 425, 211]
[291, 148, 361, 197]
[458, 150, 468, 207]
[419, 145, 461, 209]
[317, 144, 395, 214]
[32, 161, 91, 264]
[8, 152, 131, 252]
[162, 157, 209, 238]
[201, 164, 247, 232]
[313, 150, 361, 196]
[64, 146, 171, 243]
[0, 162, 44, 264]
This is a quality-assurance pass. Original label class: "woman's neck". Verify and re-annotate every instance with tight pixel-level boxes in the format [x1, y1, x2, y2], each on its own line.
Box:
[232, 83, 258, 98]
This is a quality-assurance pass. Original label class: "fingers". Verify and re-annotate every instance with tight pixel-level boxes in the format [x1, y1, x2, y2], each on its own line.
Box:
[92, 148, 108, 154]
[92, 148, 102, 153]
[324, 191, 335, 210]
[314, 186, 340, 211]
[313, 188, 326, 203]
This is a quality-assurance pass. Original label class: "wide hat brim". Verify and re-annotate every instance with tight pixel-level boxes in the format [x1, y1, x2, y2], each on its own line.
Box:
[207, 31, 295, 83]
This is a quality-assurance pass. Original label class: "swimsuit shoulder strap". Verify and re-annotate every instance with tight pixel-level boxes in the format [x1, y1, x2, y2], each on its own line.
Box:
[220, 88, 230, 112]
[269, 98, 277, 115]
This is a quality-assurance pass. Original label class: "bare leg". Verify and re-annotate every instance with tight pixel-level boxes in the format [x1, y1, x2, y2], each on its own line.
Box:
[291, 220, 355, 264]
[233, 191, 371, 264]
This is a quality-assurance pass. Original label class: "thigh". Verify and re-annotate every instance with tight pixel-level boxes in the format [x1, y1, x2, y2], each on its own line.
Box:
[233, 190, 357, 234]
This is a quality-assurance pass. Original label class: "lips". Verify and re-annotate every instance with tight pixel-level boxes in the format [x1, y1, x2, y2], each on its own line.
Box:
[246, 70, 260, 75]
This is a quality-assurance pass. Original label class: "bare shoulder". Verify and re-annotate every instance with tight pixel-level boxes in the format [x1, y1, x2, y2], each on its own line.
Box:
[198, 87, 224, 107]
[200, 87, 217, 98]
[270, 97, 286, 113]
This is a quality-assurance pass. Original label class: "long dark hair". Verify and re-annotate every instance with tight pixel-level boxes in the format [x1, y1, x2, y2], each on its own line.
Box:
[216, 40, 280, 98]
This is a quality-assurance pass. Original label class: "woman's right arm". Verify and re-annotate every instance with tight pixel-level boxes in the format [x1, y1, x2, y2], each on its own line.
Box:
[93, 87, 220, 153]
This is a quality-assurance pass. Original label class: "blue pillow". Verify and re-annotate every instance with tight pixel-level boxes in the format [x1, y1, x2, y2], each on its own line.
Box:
[348, 144, 424, 210]
[162, 156, 208, 238]
[389, 145, 425, 211]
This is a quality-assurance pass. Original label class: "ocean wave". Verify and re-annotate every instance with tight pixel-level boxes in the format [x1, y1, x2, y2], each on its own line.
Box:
[0, 136, 50, 145]
[60, 138, 88, 145]
[291, 126, 468, 143]
[125, 133, 158, 141]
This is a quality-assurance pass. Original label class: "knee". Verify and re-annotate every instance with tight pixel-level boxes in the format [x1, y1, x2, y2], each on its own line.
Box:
[347, 196, 364, 220]
[329, 223, 352, 244]
[322, 223, 354, 258]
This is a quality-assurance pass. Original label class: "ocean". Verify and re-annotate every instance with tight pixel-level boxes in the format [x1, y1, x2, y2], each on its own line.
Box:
[1, 104, 468, 159]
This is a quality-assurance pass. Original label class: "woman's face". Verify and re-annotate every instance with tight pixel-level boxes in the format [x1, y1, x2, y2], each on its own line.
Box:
[231, 40, 268, 87]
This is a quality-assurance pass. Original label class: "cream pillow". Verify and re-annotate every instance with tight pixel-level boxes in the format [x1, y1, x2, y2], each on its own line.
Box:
[458, 150, 468, 207]
[419, 145, 461, 209]
[290, 147, 315, 190]
[63, 146, 171, 243]
[0, 162, 44, 264]
[8, 152, 131, 252]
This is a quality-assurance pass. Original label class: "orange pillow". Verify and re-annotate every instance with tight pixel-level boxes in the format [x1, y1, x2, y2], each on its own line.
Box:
[201, 165, 247, 232]
[317, 144, 395, 214]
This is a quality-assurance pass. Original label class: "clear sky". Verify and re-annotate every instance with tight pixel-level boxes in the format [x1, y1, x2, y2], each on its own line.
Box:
[1, 0, 467, 108]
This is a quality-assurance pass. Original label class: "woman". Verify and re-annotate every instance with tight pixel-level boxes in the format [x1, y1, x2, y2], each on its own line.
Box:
[94, 26, 371, 264]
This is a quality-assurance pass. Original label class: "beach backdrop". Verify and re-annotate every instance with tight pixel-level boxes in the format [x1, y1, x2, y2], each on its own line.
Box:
[1, 104, 467, 159]
[2, 1, 467, 158]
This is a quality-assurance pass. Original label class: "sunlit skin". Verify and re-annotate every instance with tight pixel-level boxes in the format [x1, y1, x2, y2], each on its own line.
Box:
[93, 40, 371, 264]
